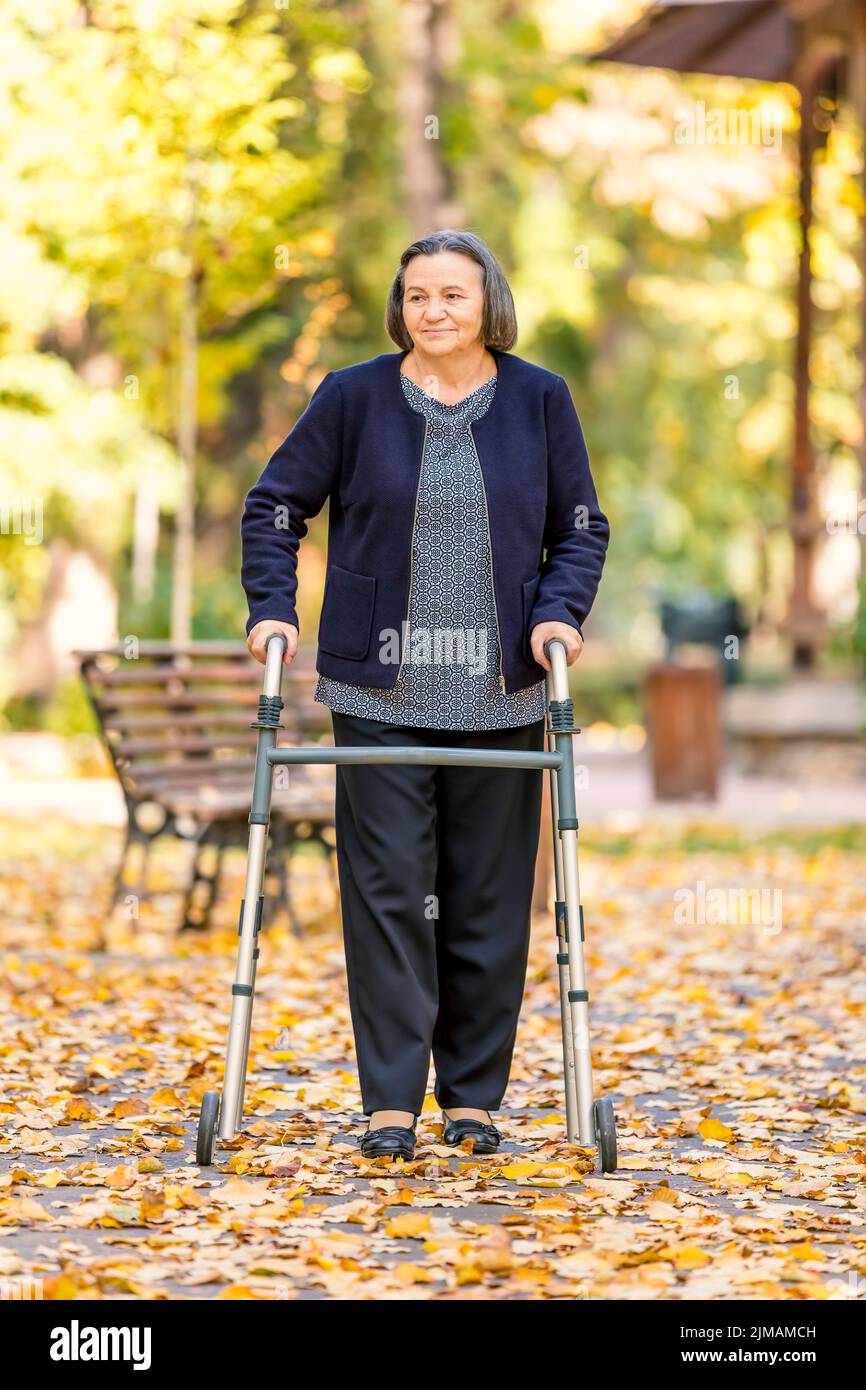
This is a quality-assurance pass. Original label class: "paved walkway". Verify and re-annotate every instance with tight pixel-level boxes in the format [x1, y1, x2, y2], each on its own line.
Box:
[1, 751, 863, 830]
[2, 833, 864, 1301]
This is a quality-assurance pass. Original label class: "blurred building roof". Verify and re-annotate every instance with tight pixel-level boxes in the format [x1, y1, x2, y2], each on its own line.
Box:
[588, 0, 797, 83]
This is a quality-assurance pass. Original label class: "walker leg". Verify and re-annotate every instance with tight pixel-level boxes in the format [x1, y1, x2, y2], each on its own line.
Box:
[225, 827, 268, 1137]
[196, 634, 287, 1163]
[545, 687, 580, 1144]
[545, 639, 617, 1167]
[558, 819, 595, 1145]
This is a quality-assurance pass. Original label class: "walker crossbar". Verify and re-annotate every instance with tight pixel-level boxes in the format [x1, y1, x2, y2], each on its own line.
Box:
[195, 632, 617, 1173]
[268, 746, 563, 770]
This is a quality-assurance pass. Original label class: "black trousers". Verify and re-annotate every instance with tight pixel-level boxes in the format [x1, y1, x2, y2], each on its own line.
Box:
[330, 710, 546, 1117]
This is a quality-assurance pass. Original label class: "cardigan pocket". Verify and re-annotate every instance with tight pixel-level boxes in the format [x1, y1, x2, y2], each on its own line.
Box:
[521, 572, 542, 664]
[318, 564, 377, 661]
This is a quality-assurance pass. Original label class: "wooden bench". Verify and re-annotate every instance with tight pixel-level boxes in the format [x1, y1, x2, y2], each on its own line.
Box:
[76, 641, 336, 933]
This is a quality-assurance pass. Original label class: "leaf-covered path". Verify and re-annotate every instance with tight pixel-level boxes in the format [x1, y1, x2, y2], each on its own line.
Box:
[2, 815, 866, 1300]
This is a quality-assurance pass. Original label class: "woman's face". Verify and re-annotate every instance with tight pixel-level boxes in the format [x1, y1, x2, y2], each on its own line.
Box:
[401, 251, 485, 356]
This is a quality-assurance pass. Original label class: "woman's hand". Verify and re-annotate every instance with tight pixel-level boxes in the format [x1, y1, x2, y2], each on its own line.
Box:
[530, 621, 583, 670]
[247, 619, 299, 666]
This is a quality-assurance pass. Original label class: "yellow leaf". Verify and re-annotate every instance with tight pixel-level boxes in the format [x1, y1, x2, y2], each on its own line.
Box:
[611, 1025, 643, 1042]
[137, 1157, 164, 1174]
[689, 1158, 728, 1180]
[385, 1212, 430, 1238]
[392, 1262, 433, 1284]
[743, 1080, 774, 1100]
[43, 1275, 88, 1299]
[33, 1170, 65, 1188]
[644, 1185, 679, 1205]
[149, 1088, 182, 1107]
[105, 1164, 138, 1190]
[699, 1117, 734, 1142]
[113, 1098, 149, 1118]
[214, 1179, 270, 1207]
[786, 1242, 824, 1262]
[216, 1285, 271, 1299]
[667, 1245, 711, 1269]
[139, 1186, 165, 1223]
[64, 1099, 99, 1121]
[0, 1198, 49, 1223]
[255, 1089, 292, 1107]
[87, 1055, 118, 1078]
[514, 1267, 551, 1285]
[499, 1162, 543, 1179]
[98, 1203, 139, 1227]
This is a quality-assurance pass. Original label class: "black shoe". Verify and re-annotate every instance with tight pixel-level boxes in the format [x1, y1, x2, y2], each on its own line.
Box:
[442, 1115, 502, 1154]
[359, 1121, 417, 1161]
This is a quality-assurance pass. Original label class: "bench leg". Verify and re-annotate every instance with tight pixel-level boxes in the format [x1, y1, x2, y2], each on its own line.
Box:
[112, 822, 152, 912]
[269, 822, 302, 939]
[180, 825, 224, 931]
[320, 830, 339, 891]
[110, 826, 134, 910]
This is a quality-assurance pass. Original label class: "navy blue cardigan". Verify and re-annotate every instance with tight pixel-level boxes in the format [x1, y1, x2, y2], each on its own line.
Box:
[240, 348, 609, 695]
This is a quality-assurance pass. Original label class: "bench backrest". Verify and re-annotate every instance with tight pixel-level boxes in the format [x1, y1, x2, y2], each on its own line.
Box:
[77, 641, 330, 805]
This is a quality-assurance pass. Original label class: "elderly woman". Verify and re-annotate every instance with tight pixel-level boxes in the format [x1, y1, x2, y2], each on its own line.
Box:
[241, 229, 608, 1161]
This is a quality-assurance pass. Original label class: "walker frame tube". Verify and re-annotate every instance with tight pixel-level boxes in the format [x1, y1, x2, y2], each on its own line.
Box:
[544, 640, 596, 1145]
[547, 687, 580, 1142]
[217, 634, 285, 1142]
[203, 632, 613, 1167]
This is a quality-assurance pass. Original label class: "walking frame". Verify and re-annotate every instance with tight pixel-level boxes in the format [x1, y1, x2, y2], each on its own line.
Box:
[196, 633, 617, 1172]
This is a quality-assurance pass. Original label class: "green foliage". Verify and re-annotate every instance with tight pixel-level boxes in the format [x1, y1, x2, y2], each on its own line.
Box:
[848, 578, 866, 676]
[581, 821, 866, 858]
[2, 0, 864, 729]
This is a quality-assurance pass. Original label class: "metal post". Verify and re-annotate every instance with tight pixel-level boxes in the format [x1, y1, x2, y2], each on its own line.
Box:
[218, 633, 286, 1142]
[545, 638, 595, 1145]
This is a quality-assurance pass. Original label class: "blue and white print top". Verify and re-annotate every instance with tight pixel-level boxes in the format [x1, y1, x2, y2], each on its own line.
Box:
[314, 368, 547, 731]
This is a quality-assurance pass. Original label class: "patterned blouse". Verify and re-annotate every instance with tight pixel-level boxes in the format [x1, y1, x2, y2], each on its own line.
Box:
[314, 368, 547, 731]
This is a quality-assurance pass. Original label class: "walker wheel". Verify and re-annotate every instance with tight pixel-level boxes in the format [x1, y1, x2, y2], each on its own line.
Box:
[196, 1090, 220, 1166]
[593, 1096, 617, 1173]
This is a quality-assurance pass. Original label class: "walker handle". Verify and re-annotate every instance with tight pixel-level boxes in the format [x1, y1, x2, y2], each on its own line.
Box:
[262, 631, 287, 700]
[543, 636, 570, 703]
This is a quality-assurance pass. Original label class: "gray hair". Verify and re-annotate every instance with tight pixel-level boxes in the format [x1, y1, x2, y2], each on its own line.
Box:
[384, 229, 517, 352]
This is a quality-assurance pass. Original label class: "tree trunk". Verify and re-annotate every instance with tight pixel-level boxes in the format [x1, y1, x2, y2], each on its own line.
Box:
[132, 470, 159, 606]
[398, 0, 461, 233]
[171, 172, 198, 643]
